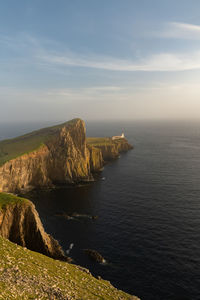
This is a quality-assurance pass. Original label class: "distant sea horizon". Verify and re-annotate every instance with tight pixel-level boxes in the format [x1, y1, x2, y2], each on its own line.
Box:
[1, 119, 200, 300]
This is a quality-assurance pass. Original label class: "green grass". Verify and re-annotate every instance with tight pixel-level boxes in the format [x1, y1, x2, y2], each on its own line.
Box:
[0, 235, 137, 299]
[87, 137, 127, 147]
[86, 137, 113, 146]
[0, 118, 81, 166]
[0, 192, 28, 210]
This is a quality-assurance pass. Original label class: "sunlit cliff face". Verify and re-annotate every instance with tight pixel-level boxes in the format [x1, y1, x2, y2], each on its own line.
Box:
[0, 119, 132, 193]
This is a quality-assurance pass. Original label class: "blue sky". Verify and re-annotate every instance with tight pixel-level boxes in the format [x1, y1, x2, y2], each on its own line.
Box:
[1, 0, 200, 121]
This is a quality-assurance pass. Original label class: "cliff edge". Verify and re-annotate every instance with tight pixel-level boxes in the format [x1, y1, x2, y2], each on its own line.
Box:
[0, 119, 132, 193]
[0, 192, 140, 299]
[0, 192, 66, 260]
[87, 137, 133, 162]
[0, 119, 94, 192]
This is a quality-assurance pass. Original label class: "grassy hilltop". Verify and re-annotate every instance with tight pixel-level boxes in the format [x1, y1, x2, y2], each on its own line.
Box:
[0, 119, 79, 167]
[86, 137, 113, 146]
[0, 192, 28, 209]
[0, 119, 127, 167]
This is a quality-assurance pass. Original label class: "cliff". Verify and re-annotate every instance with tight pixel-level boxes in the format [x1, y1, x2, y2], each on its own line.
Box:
[0, 192, 66, 260]
[0, 124, 137, 299]
[0, 119, 132, 193]
[87, 137, 133, 162]
[0, 119, 92, 193]
[87, 144, 104, 172]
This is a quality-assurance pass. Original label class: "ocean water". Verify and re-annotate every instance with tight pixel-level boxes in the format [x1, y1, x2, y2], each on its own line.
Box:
[1, 120, 200, 300]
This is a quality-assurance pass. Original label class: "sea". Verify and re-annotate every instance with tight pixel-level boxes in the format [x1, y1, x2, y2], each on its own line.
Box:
[0, 120, 200, 300]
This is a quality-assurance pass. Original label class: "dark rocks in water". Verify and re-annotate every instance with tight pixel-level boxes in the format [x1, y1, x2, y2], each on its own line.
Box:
[72, 213, 98, 220]
[56, 212, 98, 221]
[55, 212, 74, 220]
[84, 249, 106, 263]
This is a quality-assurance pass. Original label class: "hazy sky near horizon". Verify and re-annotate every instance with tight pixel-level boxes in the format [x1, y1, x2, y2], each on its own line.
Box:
[1, 0, 200, 122]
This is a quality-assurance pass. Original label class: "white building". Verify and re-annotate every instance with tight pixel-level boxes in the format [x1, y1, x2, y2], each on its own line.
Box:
[112, 133, 125, 140]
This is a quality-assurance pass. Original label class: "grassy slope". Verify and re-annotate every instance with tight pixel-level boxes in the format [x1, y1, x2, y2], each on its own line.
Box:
[0, 119, 124, 166]
[0, 119, 80, 167]
[87, 137, 127, 148]
[0, 193, 138, 299]
[0, 236, 136, 300]
[86, 137, 113, 146]
[0, 192, 28, 209]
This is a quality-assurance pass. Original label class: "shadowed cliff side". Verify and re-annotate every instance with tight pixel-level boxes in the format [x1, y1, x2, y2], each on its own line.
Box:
[0, 193, 67, 260]
[87, 145, 104, 172]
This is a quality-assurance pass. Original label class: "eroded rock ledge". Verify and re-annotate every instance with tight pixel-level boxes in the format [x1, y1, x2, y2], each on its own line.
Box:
[0, 118, 132, 193]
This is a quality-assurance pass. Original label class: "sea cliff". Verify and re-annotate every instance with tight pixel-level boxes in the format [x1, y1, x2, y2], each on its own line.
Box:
[0, 118, 132, 193]
[0, 122, 138, 299]
[0, 193, 66, 260]
[87, 137, 133, 162]
[0, 192, 140, 299]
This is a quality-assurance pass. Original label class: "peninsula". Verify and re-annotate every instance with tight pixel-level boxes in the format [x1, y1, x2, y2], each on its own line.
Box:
[0, 118, 133, 193]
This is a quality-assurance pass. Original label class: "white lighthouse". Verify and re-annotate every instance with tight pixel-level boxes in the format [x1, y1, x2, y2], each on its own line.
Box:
[112, 133, 125, 140]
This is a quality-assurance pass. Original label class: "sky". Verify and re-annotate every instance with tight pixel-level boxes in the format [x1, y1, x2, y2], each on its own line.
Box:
[1, 0, 200, 122]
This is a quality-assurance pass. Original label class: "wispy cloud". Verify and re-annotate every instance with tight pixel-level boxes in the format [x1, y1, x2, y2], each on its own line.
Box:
[40, 50, 200, 72]
[155, 21, 200, 40]
[2, 32, 200, 73]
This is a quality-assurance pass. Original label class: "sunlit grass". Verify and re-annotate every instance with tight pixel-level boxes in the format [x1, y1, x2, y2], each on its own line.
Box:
[0, 119, 80, 166]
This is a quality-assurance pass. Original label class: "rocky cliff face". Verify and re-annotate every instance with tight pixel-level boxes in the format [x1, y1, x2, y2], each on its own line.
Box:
[87, 145, 104, 172]
[0, 119, 132, 193]
[94, 139, 133, 162]
[0, 119, 93, 193]
[0, 196, 66, 260]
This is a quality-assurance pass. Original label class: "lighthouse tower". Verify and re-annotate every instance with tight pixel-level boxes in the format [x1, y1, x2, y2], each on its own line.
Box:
[112, 132, 125, 140]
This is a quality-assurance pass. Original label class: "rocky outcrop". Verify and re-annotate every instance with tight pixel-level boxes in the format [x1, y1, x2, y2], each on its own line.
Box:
[84, 249, 106, 263]
[0, 119, 132, 193]
[87, 145, 104, 172]
[0, 196, 67, 260]
[93, 139, 133, 162]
